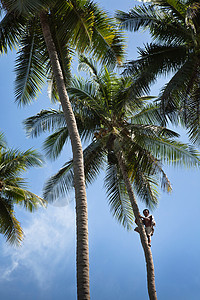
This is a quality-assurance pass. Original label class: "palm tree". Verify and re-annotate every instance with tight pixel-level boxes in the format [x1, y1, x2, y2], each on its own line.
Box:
[0, 132, 45, 245]
[116, 0, 200, 145]
[24, 57, 200, 300]
[0, 1, 124, 298]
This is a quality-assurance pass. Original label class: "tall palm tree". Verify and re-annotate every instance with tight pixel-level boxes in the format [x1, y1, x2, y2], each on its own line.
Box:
[0, 132, 45, 245]
[116, 0, 200, 145]
[0, 1, 124, 298]
[24, 57, 200, 300]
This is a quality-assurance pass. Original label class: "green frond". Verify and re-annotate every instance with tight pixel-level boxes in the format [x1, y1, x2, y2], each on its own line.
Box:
[55, 0, 95, 52]
[43, 140, 105, 202]
[0, 148, 43, 178]
[78, 54, 98, 77]
[117, 0, 200, 145]
[14, 19, 47, 106]
[2, 186, 46, 211]
[69, 76, 98, 101]
[0, 132, 6, 149]
[87, 1, 125, 66]
[124, 143, 172, 199]
[43, 161, 74, 203]
[83, 140, 105, 186]
[77, 115, 101, 142]
[131, 168, 160, 209]
[123, 43, 187, 98]
[15, 189, 46, 211]
[128, 123, 180, 141]
[6, 0, 51, 15]
[0, 12, 26, 54]
[159, 56, 197, 115]
[24, 109, 66, 138]
[151, 0, 187, 19]
[116, 1, 187, 35]
[139, 135, 200, 168]
[104, 163, 134, 230]
[0, 197, 23, 246]
[126, 124, 197, 169]
[116, 4, 162, 32]
[185, 2, 200, 34]
[43, 127, 69, 160]
[186, 86, 200, 145]
[131, 102, 163, 125]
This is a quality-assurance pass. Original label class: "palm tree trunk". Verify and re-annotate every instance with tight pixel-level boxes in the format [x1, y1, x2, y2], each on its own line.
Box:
[116, 152, 157, 300]
[39, 11, 90, 300]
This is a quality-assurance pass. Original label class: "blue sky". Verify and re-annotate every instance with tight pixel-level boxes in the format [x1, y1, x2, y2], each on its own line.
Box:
[0, 1, 200, 299]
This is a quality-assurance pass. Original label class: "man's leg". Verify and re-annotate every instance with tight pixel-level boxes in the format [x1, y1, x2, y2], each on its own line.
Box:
[147, 234, 151, 247]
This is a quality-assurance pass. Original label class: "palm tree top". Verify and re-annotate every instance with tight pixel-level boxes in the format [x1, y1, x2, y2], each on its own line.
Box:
[24, 57, 200, 230]
[0, 0, 126, 107]
[0, 132, 46, 246]
[115, 0, 200, 145]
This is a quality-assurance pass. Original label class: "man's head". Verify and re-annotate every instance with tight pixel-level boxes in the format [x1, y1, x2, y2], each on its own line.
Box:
[143, 209, 149, 217]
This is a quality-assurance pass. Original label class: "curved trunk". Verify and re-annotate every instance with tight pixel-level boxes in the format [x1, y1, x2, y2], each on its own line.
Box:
[40, 12, 90, 300]
[116, 152, 157, 300]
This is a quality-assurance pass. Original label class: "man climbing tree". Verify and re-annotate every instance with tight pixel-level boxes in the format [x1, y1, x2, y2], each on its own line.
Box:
[135, 209, 156, 247]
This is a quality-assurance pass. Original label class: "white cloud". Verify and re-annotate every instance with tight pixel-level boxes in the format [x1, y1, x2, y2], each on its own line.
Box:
[0, 204, 75, 289]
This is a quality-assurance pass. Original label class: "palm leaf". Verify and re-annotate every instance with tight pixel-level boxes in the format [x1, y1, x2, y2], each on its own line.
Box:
[0, 148, 43, 178]
[6, 0, 51, 15]
[0, 132, 6, 149]
[0, 197, 23, 245]
[43, 127, 69, 160]
[24, 109, 66, 138]
[14, 19, 47, 105]
[43, 140, 105, 202]
[159, 56, 197, 116]
[0, 11, 26, 53]
[104, 163, 134, 230]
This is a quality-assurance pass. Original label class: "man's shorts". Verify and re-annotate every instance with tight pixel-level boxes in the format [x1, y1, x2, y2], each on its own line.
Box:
[145, 226, 154, 237]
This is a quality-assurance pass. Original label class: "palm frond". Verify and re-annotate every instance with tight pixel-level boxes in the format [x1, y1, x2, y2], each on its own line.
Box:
[69, 76, 98, 102]
[24, 109, 66, 138]
[133, 132, 200, 168]
[0, 12, 26, 53]
[43, 140, 105, 202]
[131, 102, 163, 125]
[6, 0, 51, 15]
[83, 140, 105, 185]
[55, 0, 95, 52]
[152, 0, 187, 19]
[14, 19, 47, 106]
[0, 197, 23, 245]
[0, 132, 6, 149]
[159, 56, 197, 116]
[116, 4, 162, 32]
[43, 161, 74, 203]
[78, 54, 98, 77]
[116, 1, 187, 35]
[123, 142, 172, 198]
[0, 148, 43, 177]
[43, 127, 69, 160]
[186, 86, 200, 145]
[86, 1, 125, 66]
[2, 185, 46, 211]
[104, 163, 134, 230]
[130, 165, 160, 209]
[122, 43, 187, 98]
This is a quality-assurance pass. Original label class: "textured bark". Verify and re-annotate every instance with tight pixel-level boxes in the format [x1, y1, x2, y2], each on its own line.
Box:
[116, 152, 157, 300]
[39, 12, 90, 300]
